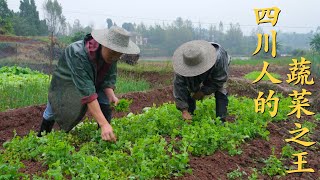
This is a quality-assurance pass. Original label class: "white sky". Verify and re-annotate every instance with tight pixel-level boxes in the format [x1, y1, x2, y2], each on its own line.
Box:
[7, 0, 320, 35]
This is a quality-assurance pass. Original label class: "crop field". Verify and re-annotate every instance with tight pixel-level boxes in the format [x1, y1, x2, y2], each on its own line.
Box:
[0, 36, 319, 179]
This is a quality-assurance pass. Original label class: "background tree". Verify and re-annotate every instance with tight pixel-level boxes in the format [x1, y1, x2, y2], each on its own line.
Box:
[12, 0, 48, 36]
[122, 22, 135, 32]
[83, 22, 94, 34]
[164, 17, 194, 55]
[147, 24, 165, 45]
[212, 24, 224, 44]
[43, 0, 65, 35]
[310, 33, 320, 53]
[71, 19, 82, 34]
[208, 25, 214, 42]
[219, 21, 224, 33]
[136, 23, 147, 35]
[0, 0, 13, 34]
[106, 18, 113, 29]
[224, 23, 244, 55]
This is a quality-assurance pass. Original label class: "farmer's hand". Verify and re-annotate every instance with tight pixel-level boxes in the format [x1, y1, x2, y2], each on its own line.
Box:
[182, 110, 192, 120]
[108, 95, 119, 106]
[100, 123, 117, 142]
[104, 88, 119, 106]
[192, 91, 205, 100]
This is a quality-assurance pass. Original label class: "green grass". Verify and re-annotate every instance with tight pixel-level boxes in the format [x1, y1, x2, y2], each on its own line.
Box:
[118, 61, 173, 73]
[115, 75, 150, 94]
[0, 81, 50, 112]
[244, 71, 281, 81]
[0, 76, 149, 112]
[0, 66, 50, 111]
[231, 54, 320, 78]
[310, 54, 320, 77]
[27, 36, 51, 43]
[0, 66, 150, 112]
[231, 57, 293, 66]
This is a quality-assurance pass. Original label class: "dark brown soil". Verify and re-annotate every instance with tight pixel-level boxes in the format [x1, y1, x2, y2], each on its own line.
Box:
[0, 35, 46, 45]
[0, 45, 16, 59]
[19, 160, 47, 177]
[179, 120, 320, 180]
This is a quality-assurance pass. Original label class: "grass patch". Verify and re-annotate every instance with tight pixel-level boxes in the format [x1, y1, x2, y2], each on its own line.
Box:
[0, 66, 50, 111]
[231, 57, 293, 66]
[118, 61, 173, 73]
[231, 54, 320, 78]
[310, 54, 320, 77]
[29, 36, 51, 43]
[0, 58, 57, 68]
[0, 66, 150, 112]
[115, 75, 150, 94]
[0, 81, 49, 111]
[244, 71, 281, 81]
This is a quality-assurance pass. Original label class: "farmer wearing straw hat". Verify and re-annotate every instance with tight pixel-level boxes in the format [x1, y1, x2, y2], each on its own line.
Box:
[172, 40, 230, 122]
[38, 26, 140, 141]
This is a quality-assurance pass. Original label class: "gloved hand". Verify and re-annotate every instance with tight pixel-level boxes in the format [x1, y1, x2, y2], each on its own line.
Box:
[192, 91, 205, 100]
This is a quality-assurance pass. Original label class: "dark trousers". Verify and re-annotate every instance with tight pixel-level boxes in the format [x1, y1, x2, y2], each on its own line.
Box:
[97, 88, 112, 123]
[99, 103, 112, 123]
[187, 91, 228, 121]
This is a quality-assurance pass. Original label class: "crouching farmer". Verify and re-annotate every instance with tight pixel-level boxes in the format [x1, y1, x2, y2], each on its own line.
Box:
[38, 26, 140, 141]
[172, 40, 230, 122]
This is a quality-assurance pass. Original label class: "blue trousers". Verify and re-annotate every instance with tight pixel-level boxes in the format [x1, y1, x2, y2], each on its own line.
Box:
[43, 88, 112, 122]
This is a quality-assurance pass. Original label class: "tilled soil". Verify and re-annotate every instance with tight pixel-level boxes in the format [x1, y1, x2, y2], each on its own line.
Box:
[0, 35, 46, 45]
[180, 121, 320, 180]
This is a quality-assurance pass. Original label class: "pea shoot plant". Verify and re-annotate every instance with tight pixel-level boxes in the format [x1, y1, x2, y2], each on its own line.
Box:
[1, 95, 293, 179]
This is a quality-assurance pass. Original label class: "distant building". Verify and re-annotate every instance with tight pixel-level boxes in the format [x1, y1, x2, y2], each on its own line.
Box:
[130, 32, 147, 46]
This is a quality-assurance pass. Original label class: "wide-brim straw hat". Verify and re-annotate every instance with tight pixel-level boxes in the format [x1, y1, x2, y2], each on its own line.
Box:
[173, 40, 217, 77]
[91, 26, 140, 54]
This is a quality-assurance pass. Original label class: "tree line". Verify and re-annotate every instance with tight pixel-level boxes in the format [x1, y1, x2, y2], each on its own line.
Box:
[1, 0, 320, 57]
[116, 18, 320, 57]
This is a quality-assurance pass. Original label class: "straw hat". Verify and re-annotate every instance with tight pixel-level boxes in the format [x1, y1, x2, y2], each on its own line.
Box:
[91, 26, 140, 54]
[173, 40, 217, 77]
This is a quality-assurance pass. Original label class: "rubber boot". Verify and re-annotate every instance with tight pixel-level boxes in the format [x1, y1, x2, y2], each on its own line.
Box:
[37, 118, 55, 137]
[215, 91, 228, 123]
[187, 96, 196, 115]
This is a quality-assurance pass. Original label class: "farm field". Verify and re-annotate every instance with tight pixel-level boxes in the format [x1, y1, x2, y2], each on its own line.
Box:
[0, 36, 319, 179]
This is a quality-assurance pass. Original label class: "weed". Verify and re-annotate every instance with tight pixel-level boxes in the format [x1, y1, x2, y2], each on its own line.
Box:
[227, 167, 246, 179]
[262, 148, 286, 177]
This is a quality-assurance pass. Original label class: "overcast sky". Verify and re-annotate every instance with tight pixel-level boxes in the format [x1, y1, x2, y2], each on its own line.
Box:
[7, 0, 320, 35]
